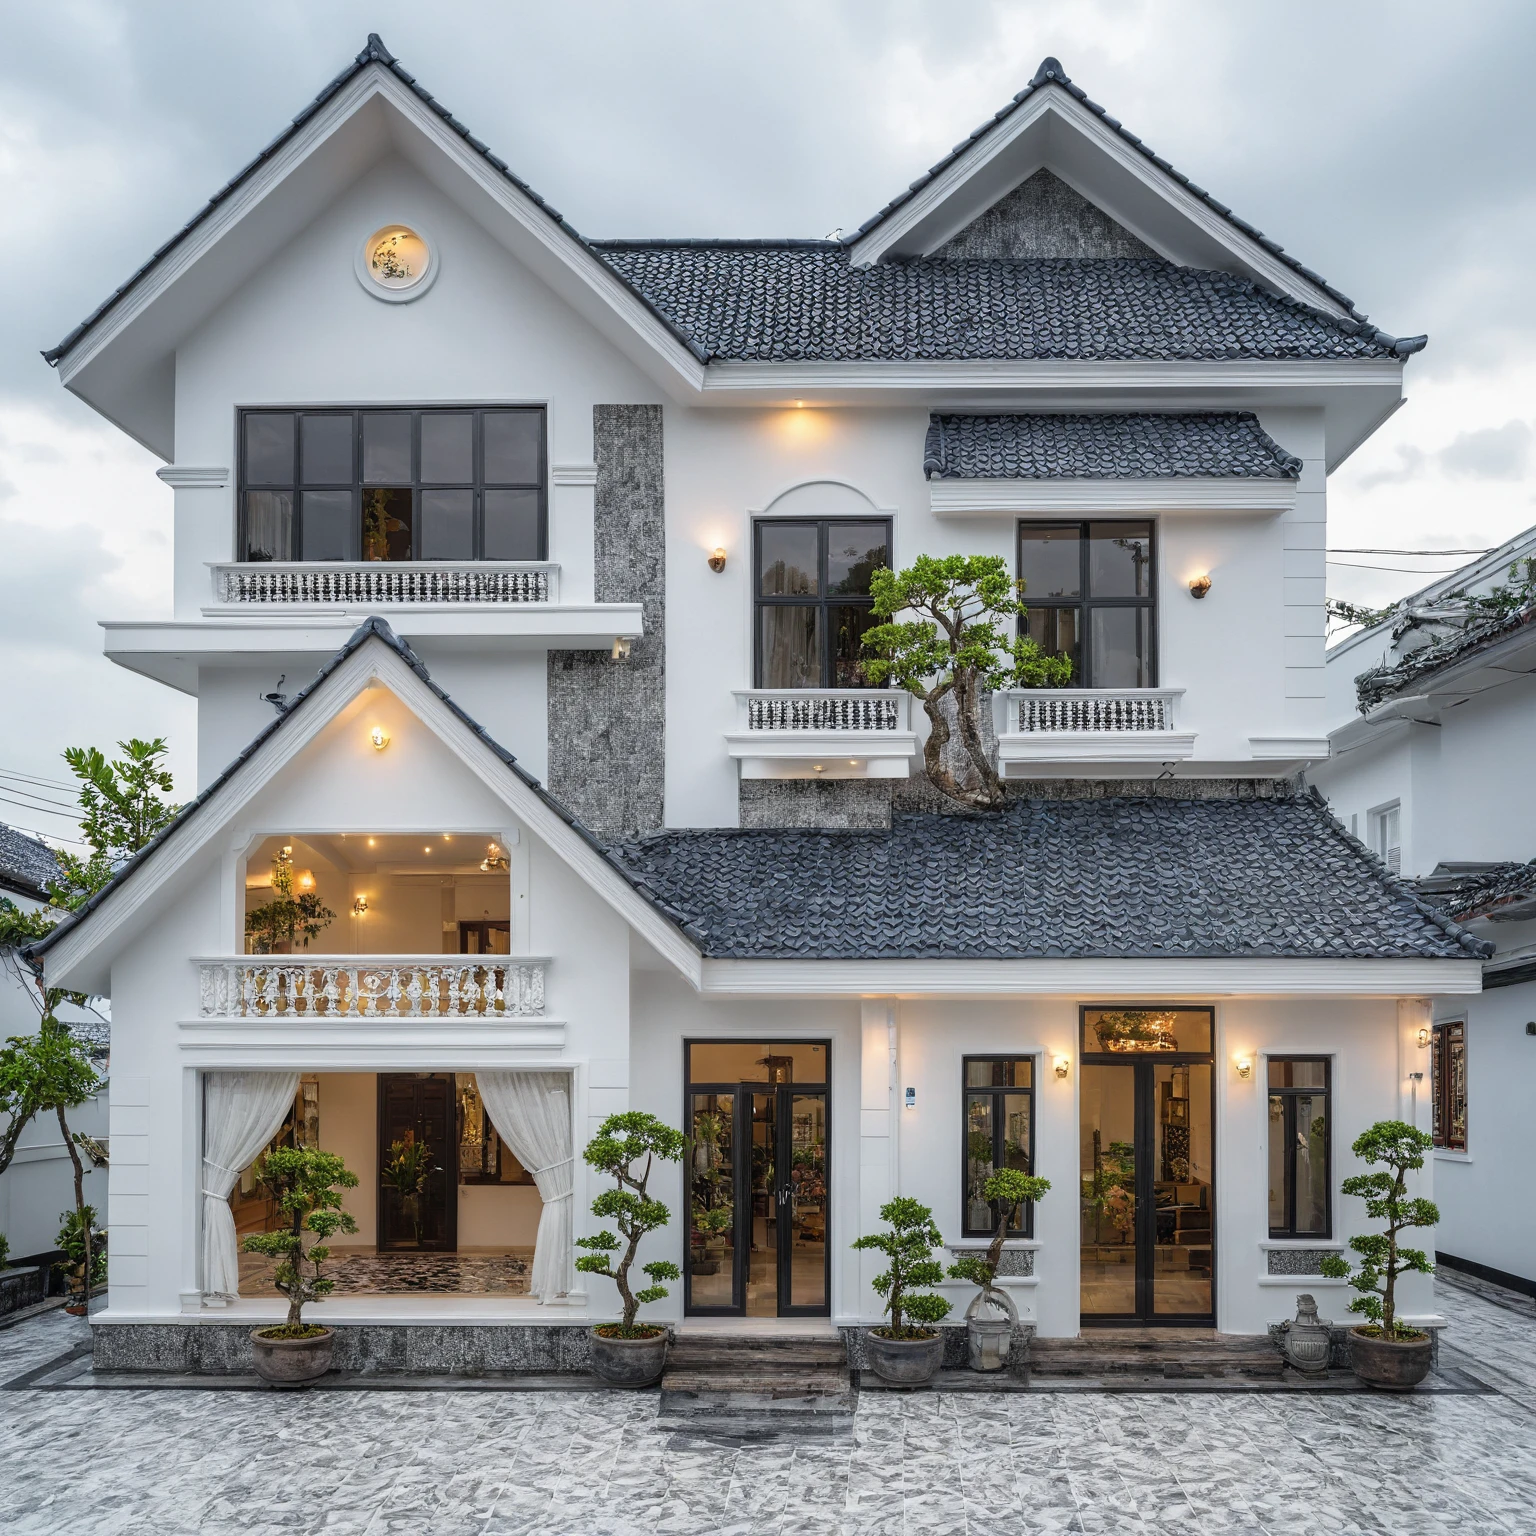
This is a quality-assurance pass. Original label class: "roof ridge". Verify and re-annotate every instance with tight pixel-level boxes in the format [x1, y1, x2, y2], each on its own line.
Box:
[846, 54, 1424, 348]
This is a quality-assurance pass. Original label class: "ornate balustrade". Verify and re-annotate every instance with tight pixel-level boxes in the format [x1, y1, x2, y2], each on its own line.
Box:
[198, 956, 547, 1019]
[735, 689, 909, 732]
[1006, 689, 1184, 733]
[210, 561, 558, 606]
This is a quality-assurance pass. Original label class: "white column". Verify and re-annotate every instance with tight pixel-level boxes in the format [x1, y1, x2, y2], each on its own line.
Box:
[854, 998, 898, 1322]
[1397, 995, 1438, 1320]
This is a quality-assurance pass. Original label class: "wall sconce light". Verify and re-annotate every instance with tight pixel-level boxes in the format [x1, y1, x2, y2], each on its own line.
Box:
[1189, 574, 1213, 600]
[351, 895, 368, 916]
[1235, 1057, 1253, 1080]
[708, 547, 727, 573]
[1054, 1055, 1071, 1079]
[1408, 1070, 1424, 1082]
[1416, 1027, 1431, 1048]
[296, 870, 316, 892]
[610, 637, 632, 661]
[369, 726, 390, 751]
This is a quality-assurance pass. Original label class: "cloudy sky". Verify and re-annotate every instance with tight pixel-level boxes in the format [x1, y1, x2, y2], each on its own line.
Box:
[2, 0, 1533, 841]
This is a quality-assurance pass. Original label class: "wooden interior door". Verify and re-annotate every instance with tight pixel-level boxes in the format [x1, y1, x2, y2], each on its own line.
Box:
[377, 1073, 458, 1251]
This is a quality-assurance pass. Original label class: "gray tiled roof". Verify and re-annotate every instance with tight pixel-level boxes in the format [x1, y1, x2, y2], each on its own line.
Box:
[1413, 861, 1536, 924]
[0, 823, 63, 902]
[1355, 605, 1536, 710]
[595, 248, 1399, 363]
[608, 794, 1490, 962]
[923, 411, 1302, 480]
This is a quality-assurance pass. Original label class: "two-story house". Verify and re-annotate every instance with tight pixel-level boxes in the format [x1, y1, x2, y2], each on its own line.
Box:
[29, 37, 1485, 1370]
[1312, 527, 1536, 1298]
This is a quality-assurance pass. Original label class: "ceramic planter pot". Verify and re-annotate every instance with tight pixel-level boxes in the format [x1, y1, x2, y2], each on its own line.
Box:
[589, 1327, 669, 1386]
[1348, 1327, 1432, 1391]
[250, 1326, 335, 1386]
[864, 1329, 945, 1385]
[967, 1314, 1013, 1372]
[1280, 1294, 1333, 1374]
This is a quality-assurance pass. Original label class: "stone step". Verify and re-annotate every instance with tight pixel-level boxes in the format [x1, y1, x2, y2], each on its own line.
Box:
[668, 1340, 847, 1369]
[1029, 1336, 1283, 1378]
[660, 1367, 852, 1398]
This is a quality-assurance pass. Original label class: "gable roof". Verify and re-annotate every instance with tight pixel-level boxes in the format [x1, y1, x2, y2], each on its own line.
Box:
[596, 248, 1402, 364]
[608, 792, 1491, 963]
[1413, 861, 1536, 925]
[850, 58, 1390, 332]
[0, 824, 64, 903]
[923, 411, 1302, 481]
[1354, 602, 1536, 711]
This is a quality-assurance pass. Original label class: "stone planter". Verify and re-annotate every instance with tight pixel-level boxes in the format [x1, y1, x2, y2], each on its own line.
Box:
[589, 1327, 669, 1387]
[0, 1266, 46, 1318]
[1348, 1327, 1432, 1391]
[967, 1314, 1013, 1372]
[1279, 1293, 1332, 1374]
[250, 1327, 335, 1386]
[864, 1329, 945, 1386]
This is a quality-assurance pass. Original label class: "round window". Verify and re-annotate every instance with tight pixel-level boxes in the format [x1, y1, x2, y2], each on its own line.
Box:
[356, 224, 437, 301]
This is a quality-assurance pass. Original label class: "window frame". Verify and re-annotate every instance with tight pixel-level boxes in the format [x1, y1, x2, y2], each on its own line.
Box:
[1431, 1020, 1468, 1151]
[236, 406, 548, 563]
[960, 1054, 1038, 1240]
[1368, 801, 1402, 874]
[752, 516, 893, 689]
[1015, 518, 1158, 688]
[1266, 1056, 1332, 1240]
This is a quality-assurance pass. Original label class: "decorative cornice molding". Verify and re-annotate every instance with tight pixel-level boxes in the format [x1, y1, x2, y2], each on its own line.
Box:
[157, 466, 229, 489]
[551, 463, 598, 487]
[931, 477, 1295, 514]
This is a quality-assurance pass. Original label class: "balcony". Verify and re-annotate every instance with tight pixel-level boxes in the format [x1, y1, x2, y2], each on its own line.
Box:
[725, 689, 918, 779]
[210, 560, 560, 607]
[995, 688, 1195, 771]
[198, 956, 548, 1019]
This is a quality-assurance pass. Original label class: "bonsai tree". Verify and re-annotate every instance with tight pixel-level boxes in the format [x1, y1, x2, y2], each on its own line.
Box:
[55, 1204, 107, 1302]
[852, 1196, 953, 1338]
[574, 1111, 684, 1335]
[1320, 1120, 1438, 1339]
[239, 1147, 359, 1336]
[245, 851, 335, 954]
[862, 554, 1072, 811]
[949, 1169, 1051, 1323]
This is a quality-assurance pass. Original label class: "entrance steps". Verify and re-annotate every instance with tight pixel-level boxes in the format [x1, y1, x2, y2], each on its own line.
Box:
[1030, 1330, 1284, 1381]
[658, 1330, 853, 1431]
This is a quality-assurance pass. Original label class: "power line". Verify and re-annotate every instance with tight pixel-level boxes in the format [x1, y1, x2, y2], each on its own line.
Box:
[1326, 560, 1465, 573]
[0, 792, 82, 824]
[0, 783, 81, 813]
[0, 767, 79, 793]
[1325, 547, 1491, 556]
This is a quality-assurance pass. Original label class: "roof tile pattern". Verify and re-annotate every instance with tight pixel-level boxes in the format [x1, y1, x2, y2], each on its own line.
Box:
[1355, 606, 1536, 710]
[1413, 862, 1536, 924]
[0, 823, 63, 901]
[595, 249, 1397, 364]
[923, 411, 1302, 480]
[608, 795, 1489, 961]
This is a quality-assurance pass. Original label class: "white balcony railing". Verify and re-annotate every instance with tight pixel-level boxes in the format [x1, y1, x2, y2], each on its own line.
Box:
[198, 956, 547, 1019]
[210, 561, 559, 606]
[1007, 689, 1184, 733]
[734, 689, 910, 732]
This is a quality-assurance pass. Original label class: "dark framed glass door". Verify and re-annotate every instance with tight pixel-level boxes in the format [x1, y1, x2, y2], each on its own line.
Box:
[378, 1073, 458, 1251]
[1079, 1008, 1214, 1325]
[684, 1041, 830, 1317]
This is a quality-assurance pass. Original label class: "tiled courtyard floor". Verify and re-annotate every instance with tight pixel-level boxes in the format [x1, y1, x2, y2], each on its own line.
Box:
[1, 1273, 1534, 1535]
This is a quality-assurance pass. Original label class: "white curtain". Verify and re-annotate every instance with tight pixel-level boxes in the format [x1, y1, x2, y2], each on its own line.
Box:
[475, 1071, 574, 1305]
[202, 1071, 301, 1298]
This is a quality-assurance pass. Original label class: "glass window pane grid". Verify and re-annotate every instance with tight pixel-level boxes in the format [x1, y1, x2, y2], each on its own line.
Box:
[1431, 1022, 1466, 1151]
[1081, 1007, 1214, 1057]
[1267, 1057, 1330, 1238]
[1017, 519, 1157, 688]
[754, 518, 891, 688]
[237, 408, 546, 562]
[961, 1056, 1036, 1238]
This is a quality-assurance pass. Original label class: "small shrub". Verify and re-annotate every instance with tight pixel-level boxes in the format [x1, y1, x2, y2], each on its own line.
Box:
[949, 1169, 1050, 1319]
[852, 1196, 953, 1339]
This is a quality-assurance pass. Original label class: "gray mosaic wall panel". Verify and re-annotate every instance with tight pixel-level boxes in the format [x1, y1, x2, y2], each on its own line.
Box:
[547, 405, 665, 840]
[1267, 1248, 1338, 1276]
[936, 169, 1155, 261]
[739, 779, 893, 830]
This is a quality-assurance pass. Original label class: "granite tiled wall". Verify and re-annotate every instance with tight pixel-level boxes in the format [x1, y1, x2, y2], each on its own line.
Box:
[739, 779, 893, 830]
[935, 169, 1155, 261]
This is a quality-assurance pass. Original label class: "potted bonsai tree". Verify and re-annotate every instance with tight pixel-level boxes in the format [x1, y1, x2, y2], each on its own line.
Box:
[1320, 1120, 1439, 1390]
[239, 1146, 359, 1386]
[55, 1205, 107, 1315]
[948, 1169, 1050, 1371]
[381, 1132, 437, 1246]
[575, 1111, 684, 1386]
[852, 1196, 953, 1385]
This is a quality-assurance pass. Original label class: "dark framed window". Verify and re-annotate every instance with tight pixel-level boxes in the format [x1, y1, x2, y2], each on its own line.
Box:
[237, 407, 546, 563]
[1267, 1058, 1331, 1238]
[962, 1057, 1036, 1238]
[1431, 1022, 1467, 1151]
[754, 518, 891, 688]
[1017, 520, 1156, 687]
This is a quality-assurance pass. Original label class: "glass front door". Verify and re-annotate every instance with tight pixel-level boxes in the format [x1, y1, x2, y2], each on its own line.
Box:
[684, 1042, 830, 1316]
[1079, 1010, 1214, 1324]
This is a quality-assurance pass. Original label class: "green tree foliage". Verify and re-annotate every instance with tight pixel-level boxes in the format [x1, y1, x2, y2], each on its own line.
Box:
[239, 1147, 359, 1333]
[244, 851, 336, 954]
[861, 555, 1072, 811]
[1320, 1120, 1438, 1339]
[51, 738, 179, 907]
[852, 1195, 953, 1338]
[574, 1112, 685, 1333]
[948, 1169, 1051, 1317]
[56, 1204, 107, 1292]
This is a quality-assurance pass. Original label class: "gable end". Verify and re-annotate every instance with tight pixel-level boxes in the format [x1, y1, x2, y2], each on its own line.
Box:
[933, 170, 1154, 261]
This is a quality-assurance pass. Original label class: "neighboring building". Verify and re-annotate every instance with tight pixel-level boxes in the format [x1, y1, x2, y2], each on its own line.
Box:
[30, 38, 1480, 1360]
[1312, 527, 1536, 1295]
[0, 825, 108, 1269]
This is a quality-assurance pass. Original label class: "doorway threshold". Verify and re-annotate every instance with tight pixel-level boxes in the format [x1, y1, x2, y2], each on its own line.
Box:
[677, 1317, 839, 1336]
